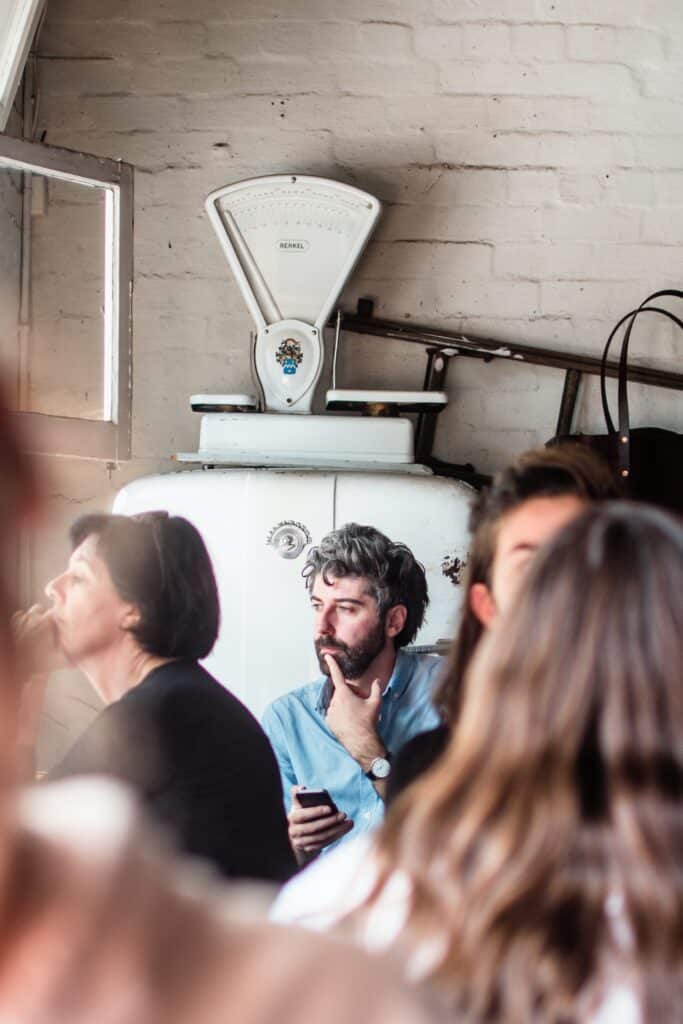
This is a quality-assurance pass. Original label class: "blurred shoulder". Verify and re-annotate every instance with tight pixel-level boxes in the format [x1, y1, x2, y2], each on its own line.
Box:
[18, 776, 142, 861]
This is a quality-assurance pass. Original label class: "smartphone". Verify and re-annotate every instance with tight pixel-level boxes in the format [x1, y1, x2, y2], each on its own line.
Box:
[296, 788, 339, 813]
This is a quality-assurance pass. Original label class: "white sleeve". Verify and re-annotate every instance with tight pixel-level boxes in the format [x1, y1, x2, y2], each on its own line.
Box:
[270, 832, 377, 931]
[590, 986, 640, 1024]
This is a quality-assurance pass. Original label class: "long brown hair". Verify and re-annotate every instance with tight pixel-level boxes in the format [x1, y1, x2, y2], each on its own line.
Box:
[435, 444, 618, 724]
[370, 503, 683, 1022]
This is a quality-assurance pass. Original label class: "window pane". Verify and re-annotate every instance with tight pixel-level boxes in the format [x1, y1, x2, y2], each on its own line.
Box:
[0, 167, 107, 420]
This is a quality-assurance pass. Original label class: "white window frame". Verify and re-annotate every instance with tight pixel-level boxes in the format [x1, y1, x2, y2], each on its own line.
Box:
[0, 134, 133, 460]
[0, 0, 45, 130]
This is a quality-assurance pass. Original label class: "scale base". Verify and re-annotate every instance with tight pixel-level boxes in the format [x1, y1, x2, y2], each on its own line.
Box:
[173, 454, 432, 474]
[177, 412, 416, 469]
[191, 393, 258, 412]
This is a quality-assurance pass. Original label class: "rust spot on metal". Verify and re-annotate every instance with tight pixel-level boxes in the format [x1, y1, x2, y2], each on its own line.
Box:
[441, 554, 466, 586]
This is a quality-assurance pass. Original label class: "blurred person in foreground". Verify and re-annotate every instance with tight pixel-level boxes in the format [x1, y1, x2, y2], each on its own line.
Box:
[287, 504, 683, 1022]
[0, 387, 446, 1024]
[355, 502, 683, 1020]
[386, 444, 618, 801]
[14, 511, 296, 883]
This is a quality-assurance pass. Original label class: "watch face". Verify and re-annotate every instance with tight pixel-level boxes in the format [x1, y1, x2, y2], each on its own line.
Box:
[370, 757, 391, 779]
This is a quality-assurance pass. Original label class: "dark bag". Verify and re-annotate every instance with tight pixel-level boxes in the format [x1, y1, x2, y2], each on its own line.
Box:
[551, 290, 683, 515]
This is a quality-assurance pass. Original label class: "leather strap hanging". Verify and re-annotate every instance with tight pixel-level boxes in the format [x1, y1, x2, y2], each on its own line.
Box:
[550, 289, 683, 515]
[598, 291, 683, 483]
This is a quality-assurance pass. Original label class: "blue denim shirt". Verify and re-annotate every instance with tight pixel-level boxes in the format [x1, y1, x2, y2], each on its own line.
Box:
[261, 651, 443, 853]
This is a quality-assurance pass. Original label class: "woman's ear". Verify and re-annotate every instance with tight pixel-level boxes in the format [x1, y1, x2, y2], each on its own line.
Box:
[469, 583, 497, 629]
[385, 604, 408, 640]
[120, 606, 141, 631]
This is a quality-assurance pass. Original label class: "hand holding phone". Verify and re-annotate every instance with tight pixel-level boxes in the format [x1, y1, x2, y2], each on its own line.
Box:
[288, 785, 352, 865]
[295, 787, 339, 813]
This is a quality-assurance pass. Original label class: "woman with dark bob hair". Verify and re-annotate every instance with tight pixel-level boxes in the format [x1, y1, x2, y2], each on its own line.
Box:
[353, 503, 683, 1021]
[16, 511, 296, 883]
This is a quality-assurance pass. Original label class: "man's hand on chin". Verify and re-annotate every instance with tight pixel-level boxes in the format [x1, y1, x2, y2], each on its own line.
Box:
[324, 654, 386, 773]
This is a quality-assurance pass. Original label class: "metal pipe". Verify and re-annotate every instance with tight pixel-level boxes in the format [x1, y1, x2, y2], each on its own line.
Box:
[337, 312, 683, 393]
[415, 348, 451, 465]
[555, 368, 582, 436]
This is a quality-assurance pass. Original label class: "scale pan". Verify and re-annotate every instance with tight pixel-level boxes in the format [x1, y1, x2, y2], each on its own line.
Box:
[326, 389, 448, 414]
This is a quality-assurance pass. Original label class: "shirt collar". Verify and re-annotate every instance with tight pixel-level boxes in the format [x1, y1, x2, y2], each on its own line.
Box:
[314, 650, 410, 714]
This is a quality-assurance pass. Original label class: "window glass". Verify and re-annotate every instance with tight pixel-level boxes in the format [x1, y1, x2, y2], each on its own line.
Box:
[0, 134, 133, 460]
[0, 169, 108, 419]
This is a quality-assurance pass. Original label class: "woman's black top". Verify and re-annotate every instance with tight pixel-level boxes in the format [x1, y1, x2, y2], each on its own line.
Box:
[50, 660, 296, 883]
[386, 724, 451, 806]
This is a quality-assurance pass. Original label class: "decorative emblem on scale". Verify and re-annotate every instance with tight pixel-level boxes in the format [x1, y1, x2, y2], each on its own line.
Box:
[275, 338, 303, 376]
[441, 553, 466, 586]
[266, 520, 312, 559]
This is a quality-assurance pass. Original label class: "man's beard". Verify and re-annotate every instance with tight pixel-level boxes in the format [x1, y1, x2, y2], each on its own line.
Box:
[315, 618, 386, 680]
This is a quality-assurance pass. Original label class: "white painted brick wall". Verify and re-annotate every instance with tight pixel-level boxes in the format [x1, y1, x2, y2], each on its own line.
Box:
[27, 0, 683, 467]
[17, 0, 683, 763]
[567, 26, 664, 62]
[461, 23, 511, 60]
[511, 24, 565, 61]
[439, 62, 638, 97]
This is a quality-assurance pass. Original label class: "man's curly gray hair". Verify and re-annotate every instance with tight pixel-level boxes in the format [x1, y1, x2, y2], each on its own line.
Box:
[302, 522, 428, 648]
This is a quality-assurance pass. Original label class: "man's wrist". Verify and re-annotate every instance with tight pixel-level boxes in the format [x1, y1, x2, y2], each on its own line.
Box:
[352, 737, 388, 774]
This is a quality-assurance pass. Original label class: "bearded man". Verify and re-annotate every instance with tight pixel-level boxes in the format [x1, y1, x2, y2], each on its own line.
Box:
[262, 523, 441, 865]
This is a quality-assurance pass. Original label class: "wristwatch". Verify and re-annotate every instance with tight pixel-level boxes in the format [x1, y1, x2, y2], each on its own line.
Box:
[366, 754, 392, 781]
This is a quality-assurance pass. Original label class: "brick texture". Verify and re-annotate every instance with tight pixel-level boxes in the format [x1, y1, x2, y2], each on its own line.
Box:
[20, 0, 683, 677]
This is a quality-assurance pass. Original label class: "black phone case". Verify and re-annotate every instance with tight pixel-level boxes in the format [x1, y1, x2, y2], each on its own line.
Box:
[296, 789, 338, 812]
